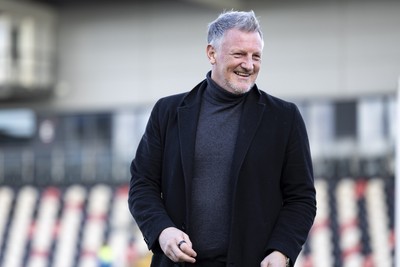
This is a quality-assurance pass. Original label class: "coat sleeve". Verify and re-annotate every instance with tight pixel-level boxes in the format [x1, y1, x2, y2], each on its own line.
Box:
[266, 104, 317, 266]
[128, 99, 176, 252]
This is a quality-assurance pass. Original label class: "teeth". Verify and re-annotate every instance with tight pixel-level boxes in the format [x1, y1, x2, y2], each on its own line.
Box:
[235, 72, 250, 77]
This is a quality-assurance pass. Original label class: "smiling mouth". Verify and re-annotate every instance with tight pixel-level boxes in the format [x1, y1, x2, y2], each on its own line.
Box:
[234, 71, 251, 77]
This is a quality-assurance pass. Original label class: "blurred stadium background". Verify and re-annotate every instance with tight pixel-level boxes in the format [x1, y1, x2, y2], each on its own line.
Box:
[0, 0, 399, 266]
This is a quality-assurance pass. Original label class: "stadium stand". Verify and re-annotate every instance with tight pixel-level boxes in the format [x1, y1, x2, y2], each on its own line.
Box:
[0, 177, 394, 267]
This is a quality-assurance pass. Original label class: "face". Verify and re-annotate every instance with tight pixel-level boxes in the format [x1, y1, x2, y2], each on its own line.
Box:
[207, 28, 263, 94]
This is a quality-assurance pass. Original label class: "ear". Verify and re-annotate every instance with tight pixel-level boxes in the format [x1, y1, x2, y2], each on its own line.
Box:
[206, 44, 216, 64]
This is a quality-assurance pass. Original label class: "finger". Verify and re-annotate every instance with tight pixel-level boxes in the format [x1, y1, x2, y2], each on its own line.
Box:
[177, 240, 187, 250]
[182, 233, 193, 246]
[182, 234, 197, 251]
[174, 245, 196, 263]
[177, 235, 193, 250]
[178, 241, 197, 258]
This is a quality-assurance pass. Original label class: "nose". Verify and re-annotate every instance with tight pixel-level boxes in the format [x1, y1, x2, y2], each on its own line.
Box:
[240, 56, 254, 72]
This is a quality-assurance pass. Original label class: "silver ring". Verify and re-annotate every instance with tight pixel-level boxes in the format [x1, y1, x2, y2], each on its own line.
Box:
[177, 240, 186, 250]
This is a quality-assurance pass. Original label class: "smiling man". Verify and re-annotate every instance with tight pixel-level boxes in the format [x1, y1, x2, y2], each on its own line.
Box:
[128, 10, 316, 267]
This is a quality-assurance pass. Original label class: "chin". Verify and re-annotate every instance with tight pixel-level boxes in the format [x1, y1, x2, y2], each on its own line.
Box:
[234, 84, 253, 94]
[225, 80, 253, 94]
[232, 87, 251, 95]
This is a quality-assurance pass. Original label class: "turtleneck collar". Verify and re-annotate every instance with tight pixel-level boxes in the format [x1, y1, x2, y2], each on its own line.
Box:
[205, 71, 250, 104]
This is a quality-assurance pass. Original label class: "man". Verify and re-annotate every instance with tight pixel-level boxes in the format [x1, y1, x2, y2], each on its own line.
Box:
[128, 10, 316, 267]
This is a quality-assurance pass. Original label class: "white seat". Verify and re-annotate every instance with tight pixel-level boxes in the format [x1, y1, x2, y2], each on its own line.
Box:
[108, 185, 135, 266]
[53, 185, 86, 267]
[366, 179, 392, 267]
[78, 184, 111, 267]
[309, 180, 334, 266]
[0, 186, 14, 253]
[336, 179, 363, 267]
[2, 186, 38, 267]
[27, 187, 61, 267]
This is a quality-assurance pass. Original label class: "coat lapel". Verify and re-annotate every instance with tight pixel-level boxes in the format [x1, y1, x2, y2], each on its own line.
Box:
[177, 104, 199, 184]
[230, 89, 266, 180]
[177, 81, 206, 193]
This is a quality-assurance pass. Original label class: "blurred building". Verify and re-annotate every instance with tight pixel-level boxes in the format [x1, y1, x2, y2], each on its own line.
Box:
[0, 0, 399, 266]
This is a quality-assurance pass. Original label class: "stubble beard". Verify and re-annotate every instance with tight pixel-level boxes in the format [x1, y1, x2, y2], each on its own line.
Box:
[225, 80, 254, 95]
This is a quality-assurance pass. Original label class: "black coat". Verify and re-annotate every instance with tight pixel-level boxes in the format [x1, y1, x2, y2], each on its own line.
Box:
[128, 79, 316, 267]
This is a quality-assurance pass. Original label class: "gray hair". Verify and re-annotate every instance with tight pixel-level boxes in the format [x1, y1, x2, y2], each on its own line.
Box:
[207, 10, 263, 48]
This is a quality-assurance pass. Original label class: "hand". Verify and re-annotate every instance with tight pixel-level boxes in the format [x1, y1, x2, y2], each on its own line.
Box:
[260, 251, 287, 267]
[158, 227, 197, 263]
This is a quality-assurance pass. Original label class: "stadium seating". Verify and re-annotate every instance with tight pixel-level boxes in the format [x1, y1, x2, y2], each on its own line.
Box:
[0, 177, 394, 267]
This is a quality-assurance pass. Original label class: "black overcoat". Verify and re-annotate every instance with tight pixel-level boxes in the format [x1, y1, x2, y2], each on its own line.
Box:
[128, 79, 316, 267]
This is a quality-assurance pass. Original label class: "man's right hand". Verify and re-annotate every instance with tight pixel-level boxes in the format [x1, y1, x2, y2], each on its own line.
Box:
[159, 227, 197, 263]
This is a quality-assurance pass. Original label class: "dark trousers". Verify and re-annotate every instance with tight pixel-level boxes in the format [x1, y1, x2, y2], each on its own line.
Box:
[185, 260, 226, 267]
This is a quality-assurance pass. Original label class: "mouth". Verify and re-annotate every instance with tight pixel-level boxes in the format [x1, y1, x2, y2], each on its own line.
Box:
[234, 71, 251, 78]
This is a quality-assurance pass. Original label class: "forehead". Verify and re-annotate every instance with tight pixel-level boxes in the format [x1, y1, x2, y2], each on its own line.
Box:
[220, 28, 263, 51]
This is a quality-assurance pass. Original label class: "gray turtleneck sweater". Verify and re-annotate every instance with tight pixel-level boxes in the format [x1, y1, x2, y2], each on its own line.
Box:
[189, 73, 249, 261]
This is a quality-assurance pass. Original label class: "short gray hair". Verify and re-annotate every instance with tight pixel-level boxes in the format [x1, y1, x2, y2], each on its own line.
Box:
[207, 10, 263, 48]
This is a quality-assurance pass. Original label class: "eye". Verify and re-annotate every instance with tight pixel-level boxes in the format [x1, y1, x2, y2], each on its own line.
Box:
[253, 55, 261, 61]
[232, 52, 244, 58]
